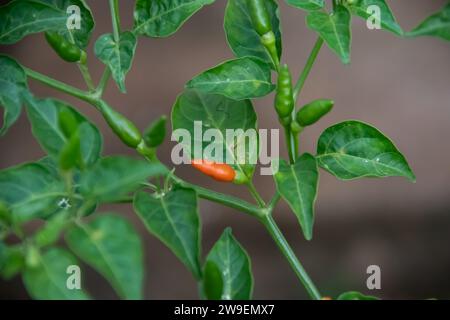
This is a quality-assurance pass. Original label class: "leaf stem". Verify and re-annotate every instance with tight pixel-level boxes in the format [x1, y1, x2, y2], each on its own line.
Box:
[110, 0, 121, 42]
[284, 125, 296, 164]
[293, 37, 324, 105]
[260, 214, 321, 300]
[95, 68, 112, 97]
[246, 180, 266, 207]
[332, 0, 338, 11]
[78, 62, 95, 91]
[267, 193, 281, 212]
[174, 177, 265, 219]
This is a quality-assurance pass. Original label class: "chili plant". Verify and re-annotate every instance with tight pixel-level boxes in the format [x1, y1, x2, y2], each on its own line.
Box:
[0, 0, 449, 300]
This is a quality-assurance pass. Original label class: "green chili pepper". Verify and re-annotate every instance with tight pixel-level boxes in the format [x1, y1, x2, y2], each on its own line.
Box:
[275, 64, 295, 119]
[97, 101, 142, 148]
[59, 130, 82, 171]
[296, 99, 334, 126]
[45, 32, 86, 63]
[247, 0, 272, 36]
[58, 107, 79, 139]
[246, 0, 279, 69]
[143, 115, 167, 148]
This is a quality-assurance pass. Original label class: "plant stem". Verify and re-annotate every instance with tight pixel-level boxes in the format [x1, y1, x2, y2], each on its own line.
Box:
[293, 37, 324, 105]
[110, 0, 121, 42]
[24, 67, 96, 104]
[247, 181, 266, 207]
[174, 178, 265, 219]
[332, 0, 338, 11]
[267, 193, 281, 212]
[261, 214, 321, 300]
[78, 62, 95, 91]
[284, 125, 296, 163]
[95, 68, 111, 97]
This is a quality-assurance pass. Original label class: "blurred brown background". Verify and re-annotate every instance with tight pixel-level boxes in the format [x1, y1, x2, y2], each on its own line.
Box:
[1, 0, 449, 299]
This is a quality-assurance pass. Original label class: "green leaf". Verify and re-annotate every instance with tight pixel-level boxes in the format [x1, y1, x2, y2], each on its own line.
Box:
[307, 5, 352, 64]
[203, 228, 253, 300]
[143, 115, 167, 148]
[23, 248, 89, 300]
[285, 0, 324, 11]
[224, 0, 282, 68]
[80, 156, 165, 203]
[1, 245, 25, 279]
[171, 89, 258, 179]
[0, 55, 29, 136]
[66, 214, 143, 300]
[133, 187, 201, 279]
[0, 0, 94, 48]
[26, 98, 102, 167]
[407, 3, 450, 41]
[338, 291, 379, 300]
[345, 0, 403, 36]
[0, 162, 65, 223]
[134, 0, 215, 37]
[94, 32, 137, 93]
[34, 212, 69, 247]
[273, 154, 318, 241]
[0, 241, 6, 270]
[186, 57, 275, 100]
[202, 260, 223, 300]
[316, 120, 415, 181]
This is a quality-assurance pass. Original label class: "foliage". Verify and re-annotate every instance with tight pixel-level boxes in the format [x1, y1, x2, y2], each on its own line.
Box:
[0, 0, 447, 300]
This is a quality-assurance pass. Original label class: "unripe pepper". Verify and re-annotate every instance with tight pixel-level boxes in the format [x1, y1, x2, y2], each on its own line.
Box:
[191, 159, 236, 183]
[45, 32, 86, 63]
[247, 0, 272, 36]
[58, 107, 79, 139]
[246, 0, 279, 69]
[296, 99, 334, 126]
[275, 64, 295, 119]
[97, 101, 142, 148]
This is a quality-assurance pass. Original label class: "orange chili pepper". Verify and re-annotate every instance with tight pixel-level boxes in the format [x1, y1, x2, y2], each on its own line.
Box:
[191, 159, 236, 182]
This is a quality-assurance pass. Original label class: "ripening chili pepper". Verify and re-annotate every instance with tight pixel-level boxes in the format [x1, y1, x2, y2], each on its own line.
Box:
[191, 159, 236, 183]
[45, 32, 86, 63]
[275, 64, 294, 120]
[246, 0, 280, 70]
[97, 101, 142, 148]
[296, 99, 334, 126]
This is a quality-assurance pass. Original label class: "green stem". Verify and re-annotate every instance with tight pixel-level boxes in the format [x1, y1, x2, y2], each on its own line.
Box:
[332, 0, 338, 11]
[284, 125, 296, 164]
[261, 214, 321, 300]
[24, 67, 96, 104]
[95, 68, 111, 97]
[246, 181, 266, 207]
[174, 177, 265, 219]
[78, 62, 95, 91]
[293, 37, 324, 105]
[110, 0, 121, 41]
[267, 193, 281, 212]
